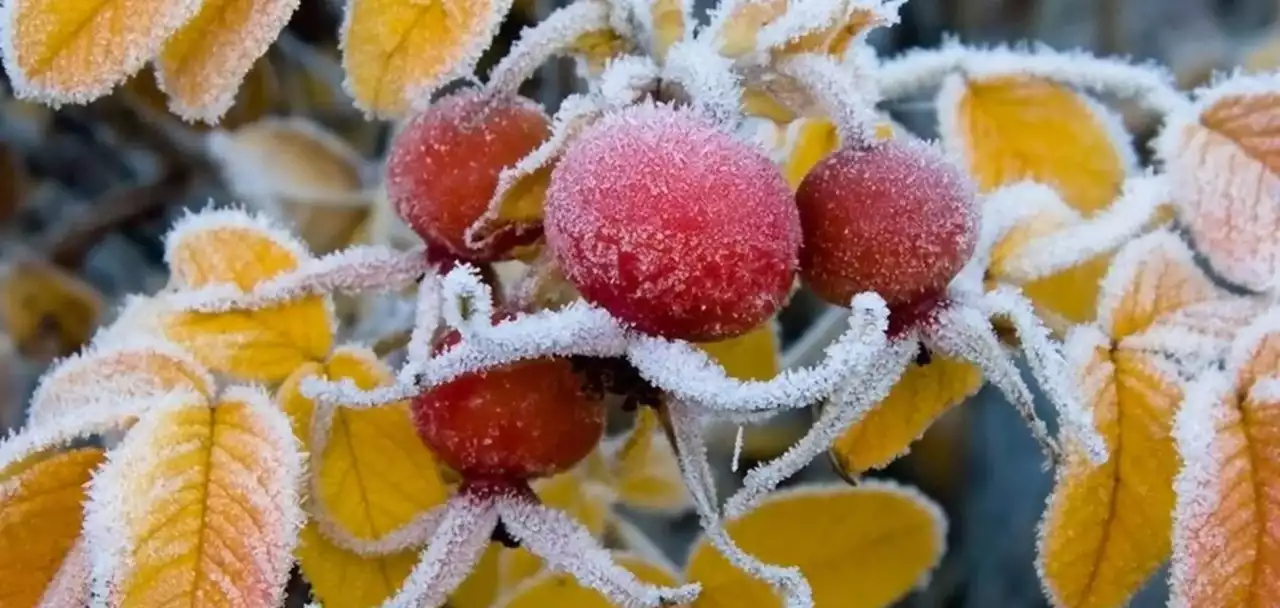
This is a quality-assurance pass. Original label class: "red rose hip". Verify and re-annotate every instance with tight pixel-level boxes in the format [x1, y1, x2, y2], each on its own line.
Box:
[386, 90, 550, 261]
[544, 103, 800, 342]
[796, 138, 978, 317]
[411, 332, 605, 481]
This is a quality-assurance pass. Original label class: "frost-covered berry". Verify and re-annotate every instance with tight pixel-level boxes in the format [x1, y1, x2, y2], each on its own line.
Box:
[410, 330, 605, 482]
[544, 103, 800, 342]
[386, 90, 550, 261]
[795, 138, 978, 320]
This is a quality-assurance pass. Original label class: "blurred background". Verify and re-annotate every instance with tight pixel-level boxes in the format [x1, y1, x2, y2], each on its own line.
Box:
[0, 0, 1275, 605]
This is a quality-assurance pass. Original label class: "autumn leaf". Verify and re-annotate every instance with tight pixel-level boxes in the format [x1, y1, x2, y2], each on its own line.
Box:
[697, 321, 781, 382]
[0, 0, 203, 104]
[84, 386, 302, 606]
[1168, 309, 1280, 607]
[162, 209, 334, 381]
[278, 346, 447, 551]
[607, 407, 689, 512]
[831, 355, 982, 477]
[650, 0, 688, 61]
[1036, 230, 1230, 607]
[341, 0, 513, 117]
[686, 482, 946, 608]
[1156, 73, 1280, 292]
[0, 258, 103, 359]
[938, 75, 1135, 215]
[294, 523, 420, 608]
[0, 448, 104, 607]
[708, 0, 888, 60]
[155, 0, 298, 122]
[124, 57, 280, 130]
[496, 552, 681, 608]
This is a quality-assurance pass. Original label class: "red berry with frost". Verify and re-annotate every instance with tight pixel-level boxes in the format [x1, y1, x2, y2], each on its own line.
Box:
[410, 331, 605, 482]
[795, 138, 977, 323]
[386, 90, 550, 261]
[543, 103, 800, 342]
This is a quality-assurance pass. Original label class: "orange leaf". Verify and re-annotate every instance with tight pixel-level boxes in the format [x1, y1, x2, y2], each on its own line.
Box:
[341, 0, 511, 117]
[162, 209, 334, 381]
[0, 0, 203, 104]
[1037, 327, 1183, 607]
[1096, 230, 1220, 340]
[1171, 316, 1280, 607]
[831, 354, 982, 476]
[939, 75, 1134, 215]
[0, 448, 104, 607]
[1158, 74, 1280, 292]
[156, 0, 297, 122]
[685, 482, 946, 608]
[84, 386, 302, 606]
[0, 258, 103, 359]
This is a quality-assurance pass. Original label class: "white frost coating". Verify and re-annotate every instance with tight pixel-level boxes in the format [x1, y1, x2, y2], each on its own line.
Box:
[381, 495, 499, 608]
[0, 397, 159, 475]
[28, 334, 213, 424]
[38, 536, 92, 608]
[1057, 325, 1112, 462]
[953, 180, 1065, 291]
[402, 0, 516, 114]
[486, 0, 613, 98]
[1120, 298, 1265, 377]
[466, 93, 603, 251]
[1222, 308, 1280, 387]
[596, 55, 662, 109]
[975, 286, 1105, 463]
[627, 292, 890, 413]
[752, 0, 845, 57]
[731, 425, 745, 473]
[406, 274, 444, 367]
[1169, 369, 1236, 605]
[440, 264, 498, 339]
[0, 0, 204, 106]
[1153, 70, 1280, 169]
[1093, 228, 1204, 339]
[775, 52, 880, 144]
[929, 303, 1060, 465]
[877, 41, 1190, 117]
[661, 40, 745, 128]
[164, 206, 312, 287]
[165, 245, 431, 312]
[616, 0, 691, 57]
[723, 336, 916, 519]
[84, 387, 303, 608]
[666, 399, 814, 607]
[996, 174, 1173, 282]
[497, 496, 702, 607]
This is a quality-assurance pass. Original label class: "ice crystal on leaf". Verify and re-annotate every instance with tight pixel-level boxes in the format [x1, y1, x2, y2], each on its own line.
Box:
[8, 0, 1280, 606]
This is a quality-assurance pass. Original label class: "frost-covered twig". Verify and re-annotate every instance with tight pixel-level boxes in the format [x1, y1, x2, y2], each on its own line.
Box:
[381, 497, 496, 608]
[661, 40, 745, 128]
[486, 0, 614, 98]
[775, 50, 880, 144]
[165, 245, 431, 312]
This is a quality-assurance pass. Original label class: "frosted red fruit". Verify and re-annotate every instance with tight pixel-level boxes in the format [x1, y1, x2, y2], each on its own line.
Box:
[386, 90, 550, 261]
[544, 103, 800, 342]
[411, 331, 605, 481]
[796, 138, 978, 318]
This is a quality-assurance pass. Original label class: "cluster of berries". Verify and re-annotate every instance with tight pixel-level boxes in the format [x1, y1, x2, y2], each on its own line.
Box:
[384, 89, 978, 498]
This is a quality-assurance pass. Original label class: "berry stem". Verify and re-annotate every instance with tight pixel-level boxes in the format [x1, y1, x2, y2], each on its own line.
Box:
[776, 53, 882, 146]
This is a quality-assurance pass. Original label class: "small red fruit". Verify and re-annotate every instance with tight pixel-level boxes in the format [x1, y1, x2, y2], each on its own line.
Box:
[795, 138, 978, 319]
[543, 103, 800, 342]
[411, 331, 605, 481]
[386, 90, 550, 261]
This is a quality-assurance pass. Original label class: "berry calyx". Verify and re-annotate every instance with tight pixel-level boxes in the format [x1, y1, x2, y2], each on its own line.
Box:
[795, 138, 978, 315]
[544, 102, 800, 342]
[386, 90, 550, 261]
[411, 330, 605, 481]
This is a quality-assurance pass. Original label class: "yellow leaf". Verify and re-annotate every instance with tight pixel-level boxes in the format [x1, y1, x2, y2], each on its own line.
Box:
[28, 336, 214, 425]
[1157, 74, 1280, 292]
[295, 523, 419, 608]
[777, 8, 883, 57]
[609, 408, 689, 512]
[569, 29, 632, 77]
[939, 75, 1133, 215]
[280, 347, 447, 551]
[777, 117, 896, 190]
[697, 322, 780, 381]
[162, 209, 334, 381]
[651, 0, 687, 61]
[0, 258, 103, 359]
[713, 0, 785, 58]
[496, 553, 680, 608]
[341, 0, 511, 117]
[0, 448, 104, 607]
[686, 482, 946, 608]
[156, 0, 297, 122]
[1096, 230, 1218, 340]
[207, 118, 369, 253]
[831, 355, 982, 476]
[0, 0, 203, 104]
[84, 387, 302, 606]
[1170, 317, 1280, 607]
[123, 57, 280, 130]
[452, 543, 503, 608]
[1037, 328, 1182, 607]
